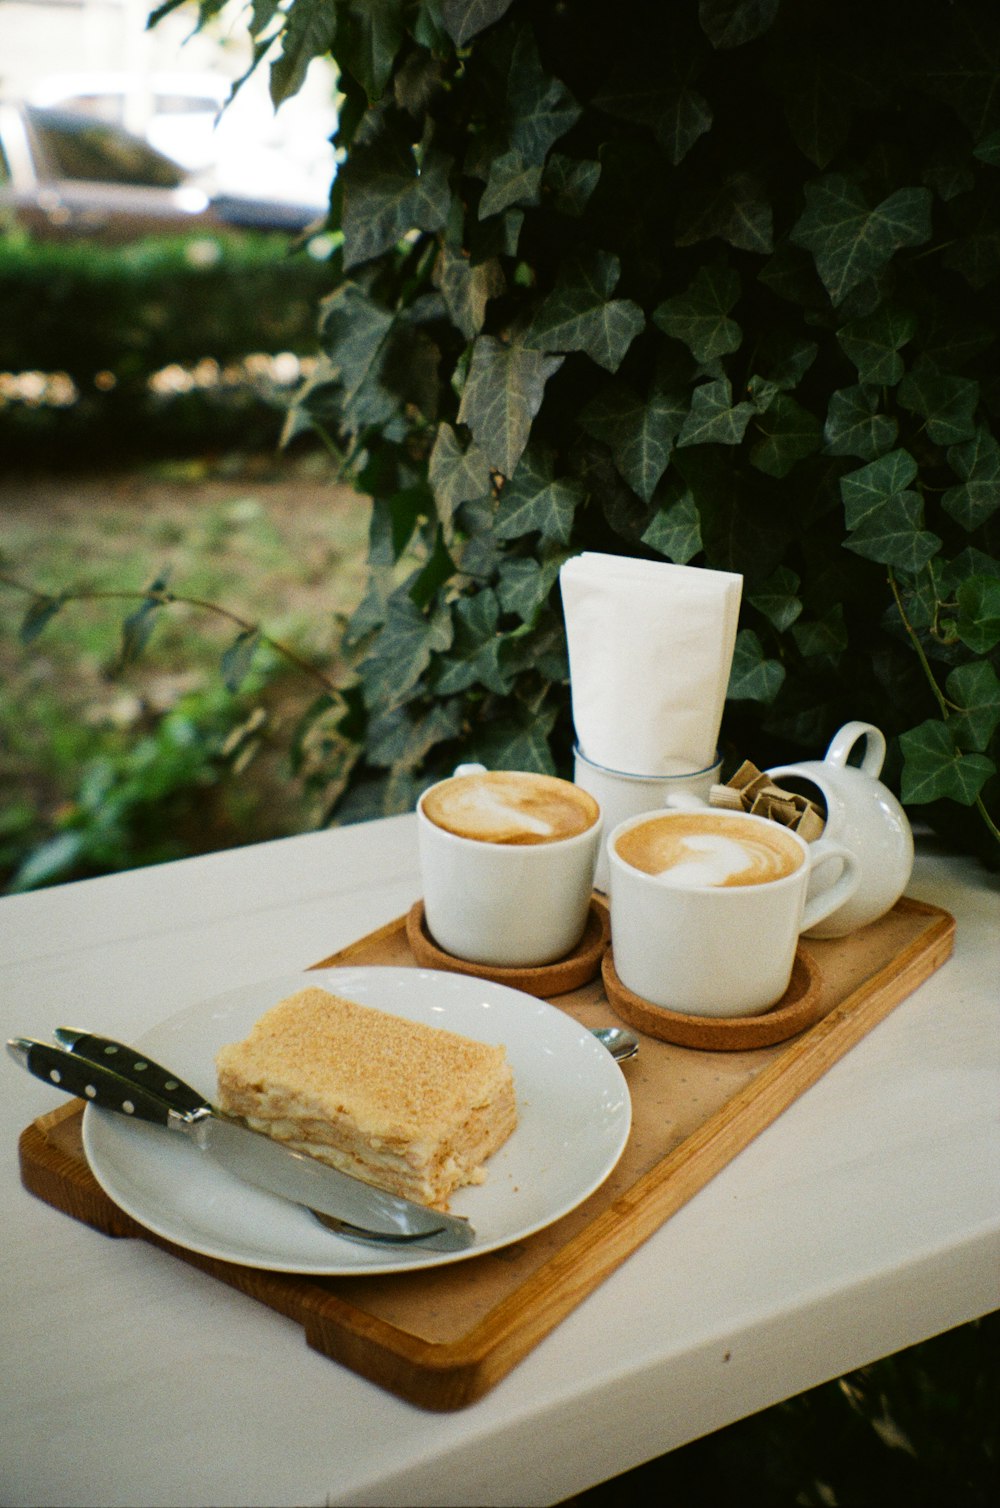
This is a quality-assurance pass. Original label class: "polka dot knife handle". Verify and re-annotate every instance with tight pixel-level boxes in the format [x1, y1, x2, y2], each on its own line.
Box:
[53, 1028, 211, 1117]
[8, 1036, 181, 1126]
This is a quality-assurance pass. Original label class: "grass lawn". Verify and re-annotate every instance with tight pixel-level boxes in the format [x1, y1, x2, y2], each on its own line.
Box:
[0, 452, 370, 886]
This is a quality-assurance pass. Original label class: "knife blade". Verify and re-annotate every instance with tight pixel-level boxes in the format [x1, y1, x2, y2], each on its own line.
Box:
[8, 1036, 475, 1251]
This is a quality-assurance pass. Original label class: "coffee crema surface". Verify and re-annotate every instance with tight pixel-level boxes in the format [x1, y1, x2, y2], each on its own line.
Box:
[423, 771, 599, 845]
[615, 812, 802, 888]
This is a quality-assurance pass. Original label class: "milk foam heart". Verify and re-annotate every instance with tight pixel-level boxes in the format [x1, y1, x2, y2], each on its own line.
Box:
[422, 771, 599, 846]
[614, 812, 801, 887]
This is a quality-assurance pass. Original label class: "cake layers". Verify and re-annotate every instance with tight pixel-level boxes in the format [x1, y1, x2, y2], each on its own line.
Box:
[215, 987, 517, 1209]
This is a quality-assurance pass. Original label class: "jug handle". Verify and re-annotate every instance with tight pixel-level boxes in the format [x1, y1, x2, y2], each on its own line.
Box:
[825, 722, 885, 777]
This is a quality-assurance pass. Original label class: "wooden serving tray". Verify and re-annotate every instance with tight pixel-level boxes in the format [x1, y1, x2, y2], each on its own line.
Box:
[17, 895, 954, 1412]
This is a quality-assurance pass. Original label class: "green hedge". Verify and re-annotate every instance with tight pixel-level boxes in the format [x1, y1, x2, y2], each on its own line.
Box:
[0, 230, 334, 460]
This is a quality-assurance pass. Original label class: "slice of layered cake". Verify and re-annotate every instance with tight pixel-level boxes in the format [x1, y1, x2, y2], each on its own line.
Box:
[215, 987, 517, 1209]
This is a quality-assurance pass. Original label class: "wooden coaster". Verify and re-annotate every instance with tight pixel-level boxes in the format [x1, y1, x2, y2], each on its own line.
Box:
[602, 945, 823, 1050]
[405, 898, 610, 997]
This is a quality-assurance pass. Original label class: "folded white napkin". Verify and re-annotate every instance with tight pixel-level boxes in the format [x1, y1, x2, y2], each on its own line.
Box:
[559, 552, 743, 775]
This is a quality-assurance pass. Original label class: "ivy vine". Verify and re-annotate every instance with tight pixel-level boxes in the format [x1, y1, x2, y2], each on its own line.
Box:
[72, 1, 1000, 857]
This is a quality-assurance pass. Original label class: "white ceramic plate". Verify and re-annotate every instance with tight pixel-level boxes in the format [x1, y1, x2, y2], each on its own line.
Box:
[82, 966, 631, 1275]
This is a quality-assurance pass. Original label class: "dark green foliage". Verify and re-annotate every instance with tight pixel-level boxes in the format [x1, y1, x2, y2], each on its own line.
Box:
[0, 230, 331, 461]
[3, 688, 258, 893]
[191, 1, 1000, 855]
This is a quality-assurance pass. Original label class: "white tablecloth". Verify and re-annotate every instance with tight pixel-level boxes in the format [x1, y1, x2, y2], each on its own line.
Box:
[2, 816, 998, 1507]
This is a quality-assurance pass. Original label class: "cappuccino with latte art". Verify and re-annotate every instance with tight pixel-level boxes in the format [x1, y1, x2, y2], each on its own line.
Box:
[614, 811, 801, 888]
[607, 805, 861, 1017]
[422, 770, 599, 846]
[417, 767, 603, 967]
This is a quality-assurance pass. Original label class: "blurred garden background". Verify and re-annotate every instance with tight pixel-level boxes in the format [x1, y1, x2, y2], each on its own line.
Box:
[1, 0, 364, 892]
[1, 2, 996, 1503]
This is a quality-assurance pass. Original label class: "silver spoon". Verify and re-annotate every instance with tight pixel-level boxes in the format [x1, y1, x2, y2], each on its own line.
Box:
[310, 1026, 639, 1246]
[591, 1025, 639, 1061]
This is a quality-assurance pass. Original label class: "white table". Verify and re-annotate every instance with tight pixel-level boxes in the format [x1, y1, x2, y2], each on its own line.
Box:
[2, 816, 998, 1508]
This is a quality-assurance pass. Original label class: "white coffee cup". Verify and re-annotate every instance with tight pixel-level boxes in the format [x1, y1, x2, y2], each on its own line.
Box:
[607, 807, 860, 1017]
[417, 766, 603, 968]
[573, 745, 723, 892]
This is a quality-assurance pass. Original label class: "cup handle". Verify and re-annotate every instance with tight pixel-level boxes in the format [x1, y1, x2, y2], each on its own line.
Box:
[453, 762, 488, 776]
[800, 838, 860, 932]
[825, 722, 886, 777]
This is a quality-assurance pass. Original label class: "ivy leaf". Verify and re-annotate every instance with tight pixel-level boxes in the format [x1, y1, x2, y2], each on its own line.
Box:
[946, 661, 1000, 753]
[675, 171, 774, 254]
[433, 589, 511, 695]
[433, 246, 505, 340]
[899, 719, 996, 806]
[943, 547, 1000, 592]
[922, 146, 976, 202]
[790, 176, 932, 305]
[942, 219, 1000, 291]
[844, 493, 942, 575]
[955, 575, 1000, 653]
[340, 132, 451, 269]
[748, 567, 803, 632]
[544, 154, 601, 216]
[495, 447, 583, 544]
[897, 361, 980, 446]
[467, 698, 559, 772]
[407, 527, 456, 610]
[641, 487, 703, 565]
[699, 0, 782, 50]
[839, 449, 918, 528]
[220, 628, 261, 693]
[366, 698, 465, 770]
[479, 150, 543, 218]
[120, 574, 170, 668]
[592, 58, 712, 166]
[754, 332, 819, 392]
[974, 128, 1000, 166]
[579, 377, 686, 503]
[394, 47, 444, 115]
[319, 281, 394, 404]
[924, 4, 1000, 140]
[269, 0, 337, 106]
[335, 0, 405, 103]
[19, 593, 65, 645]
[506, 26, 581, 165]
[428, 423, 492, 527]
[357, 594, 454, 709]
[496, 552, 566, 624]
[498, 610, 569, 684]
[792, 604, 849, 659]
[749, 393, 822, 477]
[727, 628, 785, 702]
[677, 378, 755, 447]
[836, 306, 918, 385]
[654, 262, 742, 362]
[781, 56, 855, 169]
[524, 251, 645, 373]
[457, 335, 564, 476]
[824, 385, 898, 460]
[441, 0, 515, 48]
[943, 428, 1000, 532]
